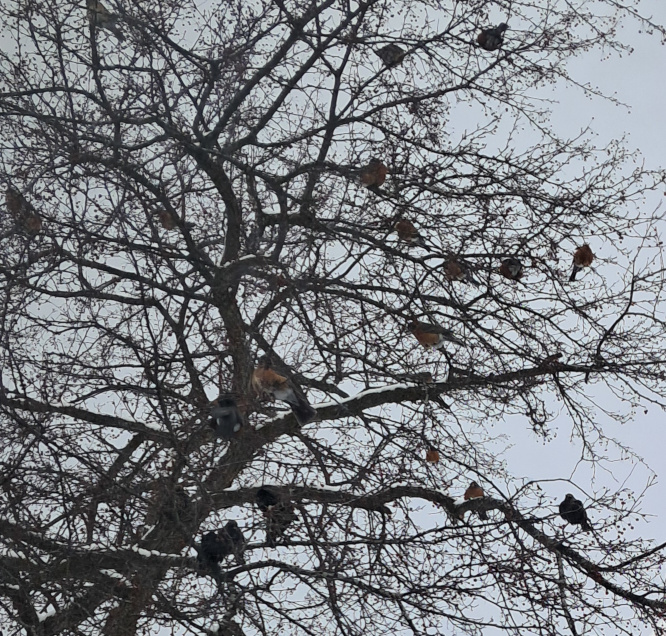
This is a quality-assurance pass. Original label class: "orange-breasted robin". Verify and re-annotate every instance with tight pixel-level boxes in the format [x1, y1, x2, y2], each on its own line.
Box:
[359, 158, 388, 191]
[209, 394, 243, 440]
[444, 259, 479, 286]
[394, 219, 426, 247]
[407, 320, 463, 350]
[375, 44, 406, 67]
[198, 520, 246, 569]
[87, 0, 125, 41]
[157, 209, 194, 231]
[252, 356, 316, 425]
[464, 480, 488, 520]
[256, 487, 297, 546]
[569, 244, 594, 281]
[559, 493, 592, 532]
[498, 257, 523, 281]
[6, 186, 42, 234]
[425, 445, 440, 463]
[477, 23, 508, 51]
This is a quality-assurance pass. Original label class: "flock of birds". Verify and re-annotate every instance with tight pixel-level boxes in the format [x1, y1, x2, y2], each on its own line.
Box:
[3, 166, 597, 578]
[4, 5, 597, 577]
[202, 347, 593, 573]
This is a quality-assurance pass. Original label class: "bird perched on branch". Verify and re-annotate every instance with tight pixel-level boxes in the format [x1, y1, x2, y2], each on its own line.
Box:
[425, 444, 440, 463]
[375, 44, 406, 67]
[559, 493, 592, 532]
[408, 320, 463, 350]
[252, 356, 316, 425]
[498, 257, 523, 281]
[394, 218, 426, 247]
[87, 0, 125, 41]
[5, 186, 42, 234]
[444, 259, 480, 286]
[208, 394, 243, 440]
[256, 487, 298, 547]
[464, 481, 488, 520]
[569, 244, 594, 281]
[477, 23, 508, 51]
[359, 158, 388, 192]
[198, 520, 246, 569]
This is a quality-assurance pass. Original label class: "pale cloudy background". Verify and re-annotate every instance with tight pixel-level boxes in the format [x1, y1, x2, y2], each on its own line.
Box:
[506, 0, 666, 524]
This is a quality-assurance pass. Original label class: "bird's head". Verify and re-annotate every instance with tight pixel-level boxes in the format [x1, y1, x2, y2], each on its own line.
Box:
[256, 355, 272, 368]
[498, 23, 509, 32]
[469, 481, 480, 489]
[216, 392, 236, 406]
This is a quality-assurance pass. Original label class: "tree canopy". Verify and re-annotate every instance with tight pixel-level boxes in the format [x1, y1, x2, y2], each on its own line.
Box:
[1, 0, 666, 634]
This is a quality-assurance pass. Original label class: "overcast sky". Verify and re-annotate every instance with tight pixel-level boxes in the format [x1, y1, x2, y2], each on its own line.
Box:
[496, 5, 666, 632]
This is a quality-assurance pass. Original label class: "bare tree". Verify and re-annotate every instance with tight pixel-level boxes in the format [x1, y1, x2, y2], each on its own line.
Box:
[0, 0, 665, 634]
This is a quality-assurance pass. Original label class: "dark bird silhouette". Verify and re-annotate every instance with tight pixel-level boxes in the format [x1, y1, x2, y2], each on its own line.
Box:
[464, 481, 488, 520]
[477, 23, 508, 51]
[208, 393, 243, 440]
[559, 493, 592, 531]
[569, 244, 594, 281]
[5, 186, 42, 234]
[252, 356, 316, 425]
[87, 0, 125, 41]
[498, 257, 523, 281]
[359, 158, 388, 193]
[198, 520, 246, 570]
[375, 44, 406, 67]
[407, 320, 463, 350]
[394, 219, 426, 247]
[255, 487, 297, 547]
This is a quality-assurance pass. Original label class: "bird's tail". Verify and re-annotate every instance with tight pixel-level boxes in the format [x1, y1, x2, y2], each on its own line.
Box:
[582, 519, 592, 532]
[288, 394, 317, 425]
[109, 23, 125, 42]
[569, 265, 581, 282]
[465, 272, 481, 287]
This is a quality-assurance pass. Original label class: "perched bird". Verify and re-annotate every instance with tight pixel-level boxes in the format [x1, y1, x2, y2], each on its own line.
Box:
[559, 493, 592, 532]
[252, 356, 316, 425]
[87, 0, 125, 41]
[359, 158, 388, 191]
[541, 352, 563, 369]
[444, 259, 479, 286]
[477, 23, 508, 51]
[445, 259, 464, 281]
[256, 487, 297, 547]
[569, 244, 594, 281]
[5, 186, 42, 234]
[375, 44, 406, 67]
[394, 219, 426, 247]
[198, 520, 246, 569]
[425, 445, 440, 463]
[464, 481, 488, 520]
[407, 320, 463, 350]
[208, 393, 243, 440]
[498, 257, 523, 281]
[156, 209, 195, 231]
[158, 210, 176, 230]
[255, 487, 280, 513]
